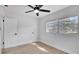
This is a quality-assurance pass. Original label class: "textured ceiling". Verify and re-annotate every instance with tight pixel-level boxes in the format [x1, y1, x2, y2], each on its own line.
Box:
[4, 5, 70, 18]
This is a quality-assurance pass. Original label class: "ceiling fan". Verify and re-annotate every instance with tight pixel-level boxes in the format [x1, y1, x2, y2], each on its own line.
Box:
[25, 5, 50, 16]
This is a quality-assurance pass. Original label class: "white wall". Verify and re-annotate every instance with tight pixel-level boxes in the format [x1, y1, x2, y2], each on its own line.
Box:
[39, 6, 79, 54]
[0, 5, 38, 48]
[4, 16, 38, 48]
[17, 16, 38, 46]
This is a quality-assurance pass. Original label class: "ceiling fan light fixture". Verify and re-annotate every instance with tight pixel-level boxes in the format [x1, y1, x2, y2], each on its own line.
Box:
[34, 10, 39, 13]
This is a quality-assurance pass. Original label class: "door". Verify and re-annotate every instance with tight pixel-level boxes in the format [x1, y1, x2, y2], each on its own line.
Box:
[4, 18, 18, 48]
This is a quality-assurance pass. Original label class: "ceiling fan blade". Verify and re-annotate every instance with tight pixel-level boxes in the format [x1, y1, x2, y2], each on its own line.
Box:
[36, 13, 39, 16]
[39, 5, 43, 8]
[28, 5, 34, 9]
[4, 5, 8, 7]
[25, 10, 34, 13]
[39, 9, 50, 12]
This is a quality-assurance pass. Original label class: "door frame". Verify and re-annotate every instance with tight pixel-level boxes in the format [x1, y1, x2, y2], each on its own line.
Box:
[0, 17, 5, 53]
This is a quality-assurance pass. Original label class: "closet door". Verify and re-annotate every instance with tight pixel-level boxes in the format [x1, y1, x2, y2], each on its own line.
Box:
[4, 18, 18, 48]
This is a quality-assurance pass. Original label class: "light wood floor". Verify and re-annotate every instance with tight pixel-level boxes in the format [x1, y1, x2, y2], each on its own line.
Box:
[2, 42, 67, 54]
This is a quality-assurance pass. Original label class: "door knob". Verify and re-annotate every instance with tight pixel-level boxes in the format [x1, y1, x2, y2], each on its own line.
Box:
[14, 33, 18, 35]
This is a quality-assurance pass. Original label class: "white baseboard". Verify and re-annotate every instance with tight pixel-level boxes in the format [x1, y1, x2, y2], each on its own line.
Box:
[40, 40, 70, 54]
[5, 40, 37, 48]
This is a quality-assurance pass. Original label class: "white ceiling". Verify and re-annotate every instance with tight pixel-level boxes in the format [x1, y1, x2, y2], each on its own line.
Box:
[4, 5, 70, 18]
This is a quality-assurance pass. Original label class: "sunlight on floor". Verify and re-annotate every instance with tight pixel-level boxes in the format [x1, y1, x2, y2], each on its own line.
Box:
[32, 43, 49, 52]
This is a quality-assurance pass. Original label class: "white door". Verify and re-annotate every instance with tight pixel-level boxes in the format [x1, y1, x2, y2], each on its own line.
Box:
[4, 18, 18, 48]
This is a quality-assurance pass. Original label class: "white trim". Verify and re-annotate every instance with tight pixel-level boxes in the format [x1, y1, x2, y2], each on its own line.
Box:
[40, 40, 70, 54]
[5, 40, 37, 48]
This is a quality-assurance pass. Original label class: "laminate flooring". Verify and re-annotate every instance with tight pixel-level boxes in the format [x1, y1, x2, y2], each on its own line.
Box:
[2, 42, 67, 54]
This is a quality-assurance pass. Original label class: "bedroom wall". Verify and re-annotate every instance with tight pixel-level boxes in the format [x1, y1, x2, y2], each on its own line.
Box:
[0, 5, 39, 48]
[0, 5, 38, 48]
[4, 16, 38, 48]
[39, 5, 79, 53]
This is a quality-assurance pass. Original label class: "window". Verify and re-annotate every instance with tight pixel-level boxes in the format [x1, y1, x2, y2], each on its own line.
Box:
[46, 16, 78, 34]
